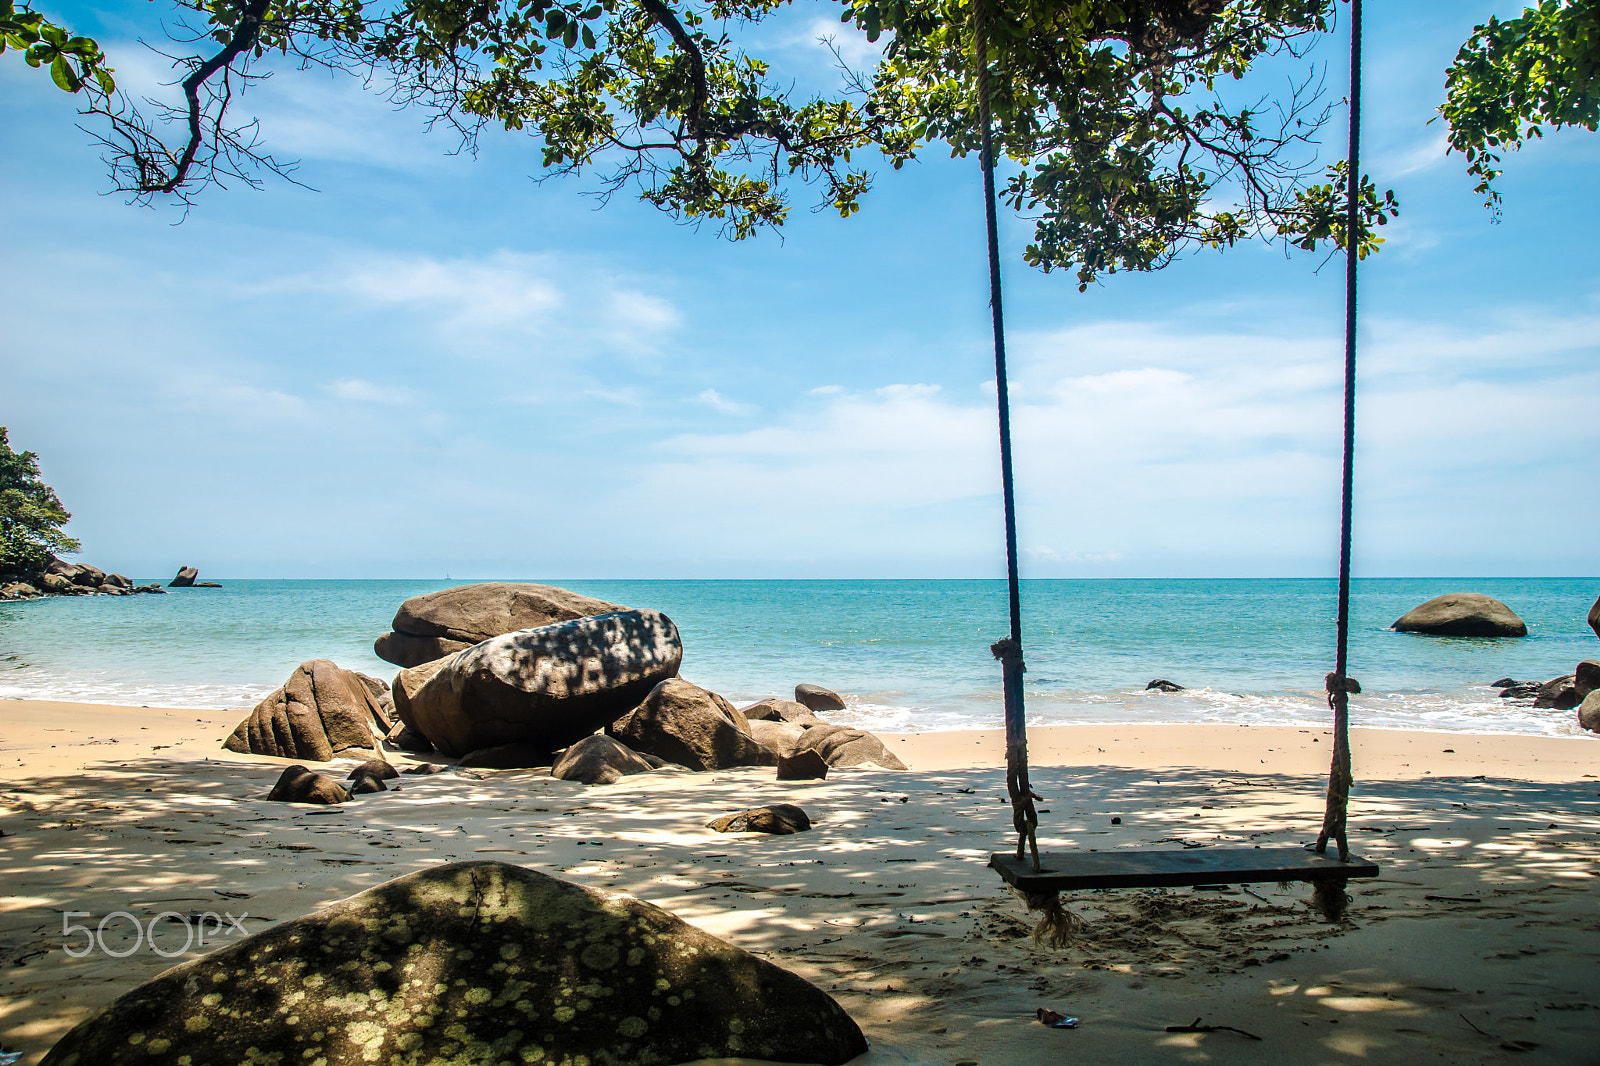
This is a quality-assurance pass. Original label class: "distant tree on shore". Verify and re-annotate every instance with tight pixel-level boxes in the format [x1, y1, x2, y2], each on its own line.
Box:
[30, 0, 1392, 285]
[0, 427, 80, 575]
[1440, 0, 1600, 213]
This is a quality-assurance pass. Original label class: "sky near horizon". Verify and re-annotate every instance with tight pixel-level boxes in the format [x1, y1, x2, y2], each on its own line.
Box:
[2, 1, 1597, 580]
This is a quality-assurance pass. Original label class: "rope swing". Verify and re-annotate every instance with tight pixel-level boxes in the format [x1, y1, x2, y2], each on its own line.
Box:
[971, 0, 1041, 875]
[977, 0, 1373, 938]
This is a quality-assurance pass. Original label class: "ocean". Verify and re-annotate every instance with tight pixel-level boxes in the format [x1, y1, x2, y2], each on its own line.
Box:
[1, 578, 1595, 737]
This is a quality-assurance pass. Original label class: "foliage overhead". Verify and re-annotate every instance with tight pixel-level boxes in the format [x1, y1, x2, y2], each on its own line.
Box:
[1439, 0, 1599, 213]
[2, 1, 114, 93]
[36, 0, 1394, 285]
[0, 427, 80, 576]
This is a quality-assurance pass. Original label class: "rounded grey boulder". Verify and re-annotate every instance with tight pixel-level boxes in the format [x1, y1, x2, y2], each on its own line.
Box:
[40, 861, 867, 1066]
[1392, 593, 1527, 637]
[375, 582, 625, 668]
[405, 609, 683, 757]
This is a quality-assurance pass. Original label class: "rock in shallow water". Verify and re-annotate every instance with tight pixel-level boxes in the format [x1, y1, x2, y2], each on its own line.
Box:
[1392, 593, 1527, 637]
[40, 861, 867, 1066]
[793, 683, 847, 711]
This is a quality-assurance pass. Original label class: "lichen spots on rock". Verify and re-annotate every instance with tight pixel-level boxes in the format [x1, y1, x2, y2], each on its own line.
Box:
[579, 942, 620, 970]
[38, 861, 866, 1066]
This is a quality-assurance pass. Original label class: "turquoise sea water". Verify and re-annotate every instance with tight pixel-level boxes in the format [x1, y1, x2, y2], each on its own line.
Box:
[1, 578, 1596, 736]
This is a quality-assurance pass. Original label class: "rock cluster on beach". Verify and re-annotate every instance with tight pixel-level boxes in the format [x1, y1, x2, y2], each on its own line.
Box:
[0, 554, 165, 600]
[40, 860, 868, 1066]
[224, 582, 905, 783]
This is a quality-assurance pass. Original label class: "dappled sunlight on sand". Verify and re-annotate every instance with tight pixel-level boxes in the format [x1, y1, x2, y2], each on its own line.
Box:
[0, 712, 1597, 1065]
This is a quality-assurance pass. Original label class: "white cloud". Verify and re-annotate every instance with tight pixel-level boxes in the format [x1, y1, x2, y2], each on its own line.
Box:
[324, 378, 413, 404]
[695, 388, 754, 415]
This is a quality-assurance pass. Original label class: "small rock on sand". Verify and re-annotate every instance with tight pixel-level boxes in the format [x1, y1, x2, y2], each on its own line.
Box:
[776, 749, 829, 781]
[708, 804, 812, 834]
[266, 765, 350, 804]
[551, 734, 656, 785]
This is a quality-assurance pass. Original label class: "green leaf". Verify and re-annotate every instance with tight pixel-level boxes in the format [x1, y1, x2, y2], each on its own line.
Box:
[50, 51, 80, 91]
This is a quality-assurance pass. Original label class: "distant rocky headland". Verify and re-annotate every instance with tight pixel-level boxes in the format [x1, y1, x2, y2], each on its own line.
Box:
[0, 556, 221, 600]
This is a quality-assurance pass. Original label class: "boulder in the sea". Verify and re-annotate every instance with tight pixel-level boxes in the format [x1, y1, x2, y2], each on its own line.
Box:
[794, 683, 847, 712]
[1590, 594, 1600, 640]
[609, 677, 775, 771]
[101, 572, 133, 589]
[748, 719, 807, 754]
[777, 748, 829, 781]
[551, 734, 656, 784]
[193, 580, 223, 588]
[39, 861, 866, 1066]
[1533, 675, 1580, 710]
[708, 804, 812, 834]
[406, 609, 683, 757]
[1575, 660, 1600, 700]
[224, 659, 392, 762]
[375, 581, 625, 668]
[791, 722, 907, 770]
[1146, 679, 1184, 692]
[266, 764, 350, 804]
[38, 573, 72, 593]
[1580, 690, 1600, 733]
[1392, 593, 1527, 637]
[1498, 681, 1540, 699]
[742, 698, 822, 725]
[168, 565, 198, 588]
[0, 581, 40, 599]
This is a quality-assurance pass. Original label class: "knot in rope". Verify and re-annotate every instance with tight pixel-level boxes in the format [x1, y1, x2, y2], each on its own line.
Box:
[990, 637, 1026, 672]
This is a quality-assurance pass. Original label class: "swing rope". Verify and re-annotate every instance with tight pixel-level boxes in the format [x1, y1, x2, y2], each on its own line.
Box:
[1316, 0, 1363, 866]
[971, 0, 1039, 873]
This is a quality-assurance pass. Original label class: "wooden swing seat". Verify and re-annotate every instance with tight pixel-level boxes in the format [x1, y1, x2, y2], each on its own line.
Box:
[990, 847, 1377, 893]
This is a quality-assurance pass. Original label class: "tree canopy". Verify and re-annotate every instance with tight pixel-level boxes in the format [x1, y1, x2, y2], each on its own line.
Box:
[24, 0, 1394, 285]
[0, 427, 80, 576]
[1440, 0, 1600, 211]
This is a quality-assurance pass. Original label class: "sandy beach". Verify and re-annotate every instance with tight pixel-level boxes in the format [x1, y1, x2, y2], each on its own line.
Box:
[2, 697, 1597, 1065]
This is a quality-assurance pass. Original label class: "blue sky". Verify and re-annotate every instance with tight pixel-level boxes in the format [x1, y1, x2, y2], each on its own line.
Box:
[3, 1, 1597, 579]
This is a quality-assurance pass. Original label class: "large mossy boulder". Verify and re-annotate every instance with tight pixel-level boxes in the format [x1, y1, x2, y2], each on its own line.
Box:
[41, 862, 866, 1066]
[404, 610, 682, 757]
[609, 677, 776, 771]
[224, 660, 393, 761]
[1392, 593, 1527, 637]
[375, 582, 625, 668]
